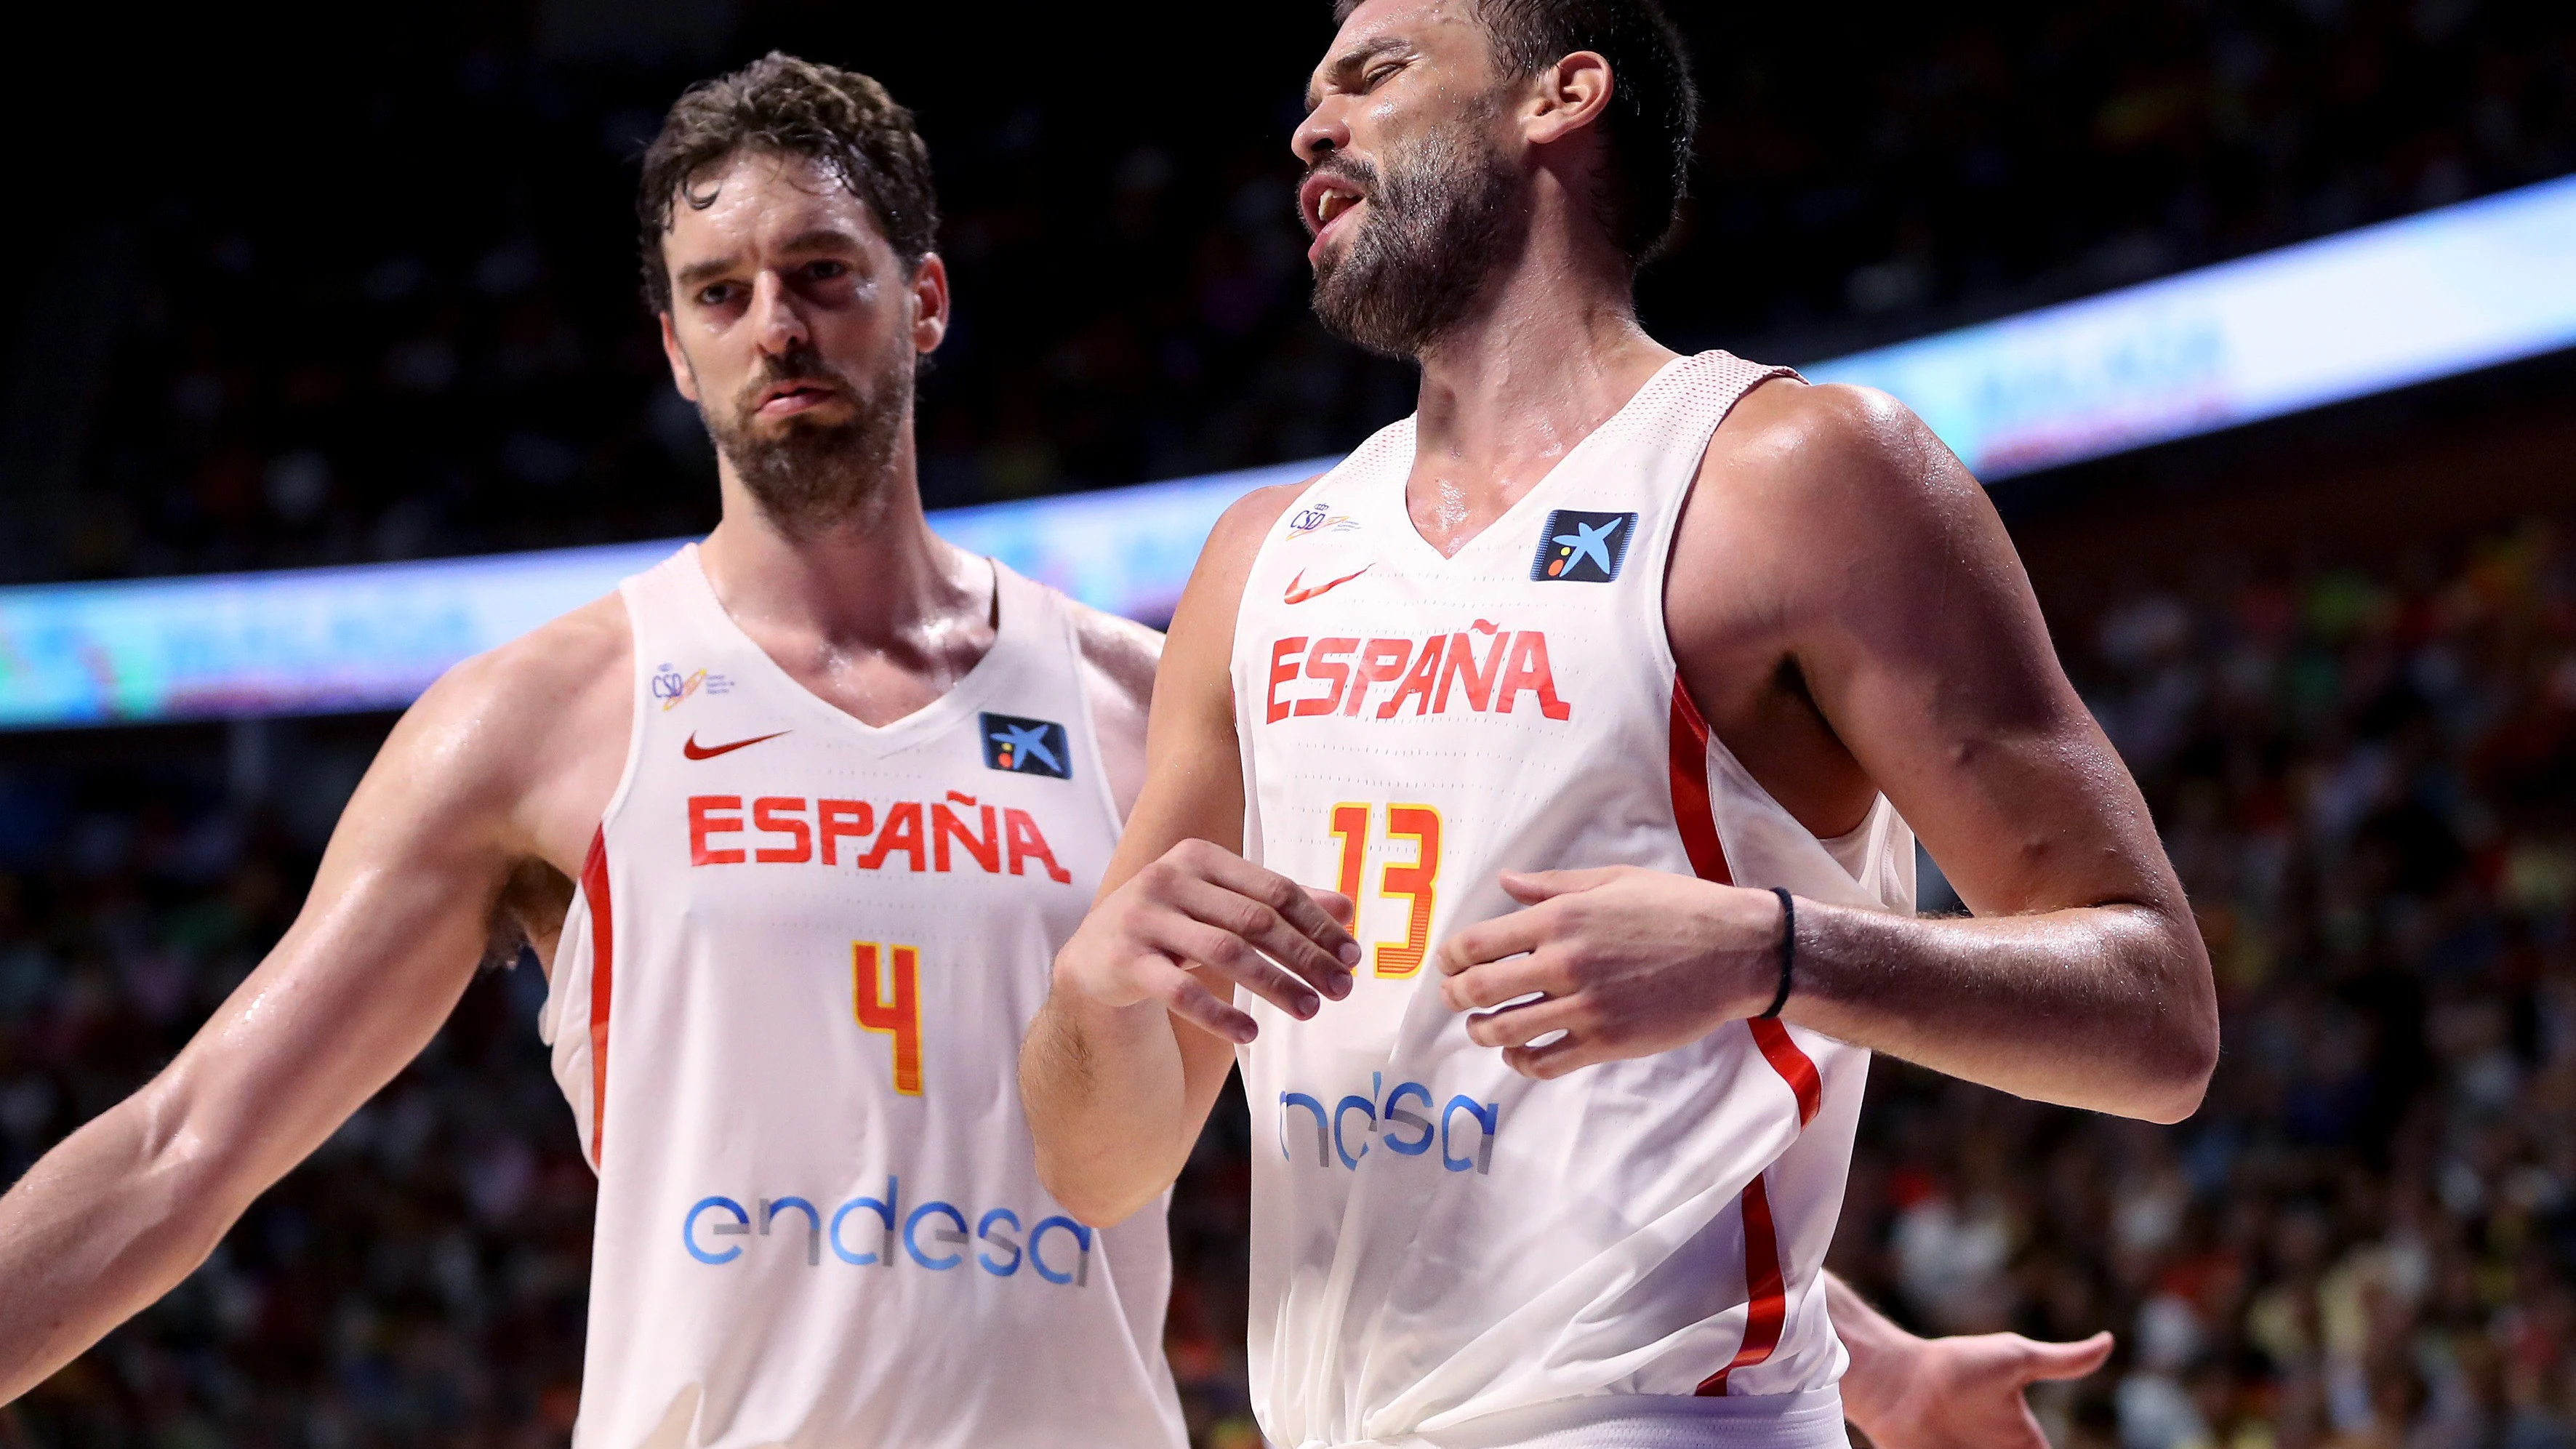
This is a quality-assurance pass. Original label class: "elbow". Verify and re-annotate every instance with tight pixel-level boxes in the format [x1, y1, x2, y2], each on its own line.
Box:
[2133, 1043, 2215, 1125]
[2119, 907, 2222, 1125]
[1030, 1149, 1149, 1230]
[2130, 995, 2220, 1125]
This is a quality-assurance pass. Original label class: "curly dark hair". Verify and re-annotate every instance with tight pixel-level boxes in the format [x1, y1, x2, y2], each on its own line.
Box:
[637, 52, 941, 314]
[1329, 0, 1696, 267]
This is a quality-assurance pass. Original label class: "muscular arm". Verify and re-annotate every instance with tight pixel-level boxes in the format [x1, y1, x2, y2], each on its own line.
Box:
[1732, 386, 2215, 1120]
[1441, 384, 2216, 1123]
[1022, 486, 1360, 1227]
[0, 603, 625, 1403]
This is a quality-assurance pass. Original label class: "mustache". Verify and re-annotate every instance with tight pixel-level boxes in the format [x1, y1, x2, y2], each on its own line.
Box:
[732, 347, 857, 414]
[1303, 154, 1380, 204]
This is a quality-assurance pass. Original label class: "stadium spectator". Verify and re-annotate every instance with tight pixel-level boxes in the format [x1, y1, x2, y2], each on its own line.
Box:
[14, 0, 2572, 584]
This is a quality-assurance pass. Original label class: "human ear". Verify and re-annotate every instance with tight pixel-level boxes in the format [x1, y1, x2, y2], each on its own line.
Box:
[909, 253, 951, 355]
[1524, 50, 1613, 146]
[659, 311, 701, 404]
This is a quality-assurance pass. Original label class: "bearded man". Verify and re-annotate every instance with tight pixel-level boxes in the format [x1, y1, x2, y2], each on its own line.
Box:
[1024, 2, 2215, 1447]
[0, 54, 1183, 1448]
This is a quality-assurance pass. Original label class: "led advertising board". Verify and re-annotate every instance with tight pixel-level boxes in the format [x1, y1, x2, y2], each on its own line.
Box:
[4, 173, 2572, 730]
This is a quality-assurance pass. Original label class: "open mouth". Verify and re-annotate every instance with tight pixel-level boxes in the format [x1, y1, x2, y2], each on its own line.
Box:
[1300, 172, 1371, 257]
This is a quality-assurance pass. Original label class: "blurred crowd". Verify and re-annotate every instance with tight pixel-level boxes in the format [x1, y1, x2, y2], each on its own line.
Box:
[1, 517, 2567, 1447]
[1826, 522, 2576, 1449]
[15, 0, 2573, 584]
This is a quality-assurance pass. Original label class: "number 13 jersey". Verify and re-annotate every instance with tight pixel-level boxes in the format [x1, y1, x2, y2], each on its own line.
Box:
[542, 545, 1183, 1449]
[1228, 353, 1917, 1449]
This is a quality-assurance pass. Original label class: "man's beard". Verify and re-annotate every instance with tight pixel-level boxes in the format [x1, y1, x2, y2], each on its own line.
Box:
[1309, 110, 1523, 359]
[703, 343, 910, 537]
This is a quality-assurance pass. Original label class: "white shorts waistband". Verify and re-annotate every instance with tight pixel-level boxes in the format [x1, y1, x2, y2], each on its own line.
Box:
[1380, 1389, 1850, 1449]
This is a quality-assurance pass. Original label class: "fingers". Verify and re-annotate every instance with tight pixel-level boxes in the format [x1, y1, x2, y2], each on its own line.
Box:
[1461, 992, 1581, 1050]
[1501, 1029, 1596, 1080]
[1199, 848, 1362, 964]
[1496, 866, 1629, 904]
[1160, 872, 1353, 1000]
[1304, 886, 1356, 931]
[1440, 950, 1565, 1012]
[1184, 846, 1363, 973]
[1149, 960, 1261, 1045]
[1435, 906, 1552, 977]
[2015, 1330, 2115, 1383]
[1146, 912, 1325, 1020]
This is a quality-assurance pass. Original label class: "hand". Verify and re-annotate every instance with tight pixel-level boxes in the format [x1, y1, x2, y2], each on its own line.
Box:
[1435, 866, 1783, 1078]
[1840, 1328, 2114, 1449]
[1054, 838, 1358, 1044]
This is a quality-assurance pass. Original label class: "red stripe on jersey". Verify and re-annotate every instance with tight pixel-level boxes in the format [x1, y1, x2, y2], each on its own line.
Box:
[1697, 1175, 1788, 1396]
[581, 827, 614, 1169]
[1666, 680, 1732, 885]
[1670, 679, 1823, 1123]
[1749, 1018, 1823, 1127]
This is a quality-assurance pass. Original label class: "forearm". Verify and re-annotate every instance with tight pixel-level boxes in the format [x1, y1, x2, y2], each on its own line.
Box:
[0, 1094, 254, 1402]
[1020, 987, 1212, 1226]
[1787, 897, 2215, 1122]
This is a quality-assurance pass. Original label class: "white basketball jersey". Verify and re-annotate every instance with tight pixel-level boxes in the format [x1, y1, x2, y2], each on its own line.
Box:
[1227, 353, 1917, 1449]
[539, 545, 1185, 1449]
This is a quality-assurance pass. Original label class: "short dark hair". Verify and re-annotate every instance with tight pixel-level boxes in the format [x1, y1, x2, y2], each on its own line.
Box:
[637, 52, 941, 314]
[1334, 0, 1697, 266]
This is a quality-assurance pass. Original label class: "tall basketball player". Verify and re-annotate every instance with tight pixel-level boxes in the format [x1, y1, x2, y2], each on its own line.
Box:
[0, 56, 1188, 1447]
[1023, 4, 2220, 1449]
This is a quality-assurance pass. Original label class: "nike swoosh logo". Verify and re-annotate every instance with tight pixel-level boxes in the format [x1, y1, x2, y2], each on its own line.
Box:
[683, 730, 790, 760]
[1284, 566, 1370, 604]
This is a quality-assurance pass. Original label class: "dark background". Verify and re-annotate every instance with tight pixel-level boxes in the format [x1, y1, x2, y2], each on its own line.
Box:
[1, 1, 2574, 1445]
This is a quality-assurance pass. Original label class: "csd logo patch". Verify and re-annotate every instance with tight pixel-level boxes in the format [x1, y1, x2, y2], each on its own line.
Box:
[982, 713, 1072, 779]
[1530, 510, 1637, 583]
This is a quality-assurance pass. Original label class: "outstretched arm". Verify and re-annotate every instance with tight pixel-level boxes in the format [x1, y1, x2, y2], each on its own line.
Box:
[0, 617, 617, 1404]
[1021, 486, 1360, 1227]
[1440, 384, 2217, 1123]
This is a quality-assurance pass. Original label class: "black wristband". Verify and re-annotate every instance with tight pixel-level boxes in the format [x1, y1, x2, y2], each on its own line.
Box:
[1758, 887, 1795, 1020]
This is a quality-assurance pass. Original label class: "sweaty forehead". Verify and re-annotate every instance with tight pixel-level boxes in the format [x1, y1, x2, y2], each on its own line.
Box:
[666, 150, 883, 254]
[1312, 0, 1488, 97]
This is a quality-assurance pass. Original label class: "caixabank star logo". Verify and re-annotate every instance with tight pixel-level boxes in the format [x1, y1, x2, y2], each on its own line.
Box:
[982, 713, 1072, 779]
[1530, 510, 1637, 583]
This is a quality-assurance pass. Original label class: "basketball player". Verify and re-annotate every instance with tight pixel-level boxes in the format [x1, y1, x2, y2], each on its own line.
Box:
[1023, 4, 2220, 1449]
[0, 55, 1186, 1447]
[0, 44, 2108, 1449]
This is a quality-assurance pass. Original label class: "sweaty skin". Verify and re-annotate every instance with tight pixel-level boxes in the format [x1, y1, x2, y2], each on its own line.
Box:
[0, 151, 1158, 1408]
[1022, 3, 2215, 1444]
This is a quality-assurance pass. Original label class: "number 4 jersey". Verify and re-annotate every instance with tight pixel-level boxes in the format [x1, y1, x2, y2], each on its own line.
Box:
[541, 545, 1184, 1449]
[1228, 353, 1917, 1449]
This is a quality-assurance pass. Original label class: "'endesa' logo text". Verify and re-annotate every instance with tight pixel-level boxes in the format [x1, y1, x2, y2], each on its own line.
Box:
[1280, 1074, 1501, 1175]
[682, 1176, 1096, 1285]
[1265, 624, 1570, 723]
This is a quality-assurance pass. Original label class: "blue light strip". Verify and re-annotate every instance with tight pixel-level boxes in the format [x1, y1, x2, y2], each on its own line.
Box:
[4, 172, 2573, 730]
[1803, 172, 2576, 478]
[0, 459, 1324, 730]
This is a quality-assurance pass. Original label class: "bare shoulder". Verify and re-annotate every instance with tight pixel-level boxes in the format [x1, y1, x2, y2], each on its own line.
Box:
[1711, 380, 1977, 516]
[1688, 380, 2009, 609]
[415, 590, 630, 747]
[1067, 600, 1165, 718]
[1171, 479, 1320, 627]
[1202, 480, 1319, 574]
[374, 590, 633, 872]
